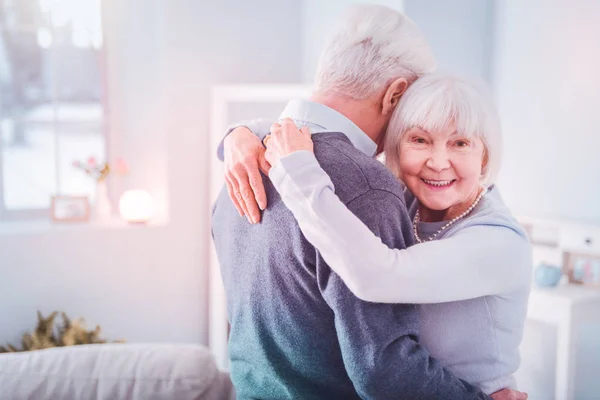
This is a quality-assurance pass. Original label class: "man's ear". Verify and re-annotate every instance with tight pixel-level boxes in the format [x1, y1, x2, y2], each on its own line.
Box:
[382, 77, 409, 116]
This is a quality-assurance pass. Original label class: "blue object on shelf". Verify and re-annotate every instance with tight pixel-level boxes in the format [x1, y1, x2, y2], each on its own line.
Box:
[534, 263, 563, 287]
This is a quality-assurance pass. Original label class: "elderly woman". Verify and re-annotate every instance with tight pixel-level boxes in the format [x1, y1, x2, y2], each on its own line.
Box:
[220, 74, 532, 395]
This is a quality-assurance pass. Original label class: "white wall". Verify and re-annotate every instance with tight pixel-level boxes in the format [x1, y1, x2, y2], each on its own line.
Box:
[493, 0, 600, 225]
[0, 0, 303, 347]
[493, 2, 600, 398]
[403, 0, 493, 82]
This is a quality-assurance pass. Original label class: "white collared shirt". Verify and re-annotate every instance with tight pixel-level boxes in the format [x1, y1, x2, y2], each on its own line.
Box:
[278, 99, 377, 157]
[217, 99, 377, 159]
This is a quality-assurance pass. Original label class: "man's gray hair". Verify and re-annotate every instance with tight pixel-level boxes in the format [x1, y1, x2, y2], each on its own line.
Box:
[314, 5, 436, 100]
[384, 74, 502, 186]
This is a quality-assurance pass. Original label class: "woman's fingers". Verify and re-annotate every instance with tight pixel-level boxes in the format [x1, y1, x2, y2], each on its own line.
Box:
[270, 122, 281, 135]
[227, 146, 269, 216]
[223, 126, 268, 221]
[258, 149, 272, 176]
[225, 175, 244, 217]
[280, 118, 300, 138]
[247, 160, 267, 212]
[281, 117, 296, 129]
[264, 119, 314, 166]
[226, 170, 249, 218]
[232, 163, 261, 224]
[263, 134, 272, 147]
[264, 147, 275, 166]
[299, 126, 311, 138]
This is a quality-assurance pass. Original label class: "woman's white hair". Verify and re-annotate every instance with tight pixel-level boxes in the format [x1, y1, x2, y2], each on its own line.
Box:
[384, 74, 502, 186]
[314, 5, 436, 99]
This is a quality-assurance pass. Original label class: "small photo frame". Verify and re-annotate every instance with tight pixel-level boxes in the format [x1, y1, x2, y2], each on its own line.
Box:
[51, 196, 91, 222]
[563, 252, 600, 288]
[560, 227, 600, 289]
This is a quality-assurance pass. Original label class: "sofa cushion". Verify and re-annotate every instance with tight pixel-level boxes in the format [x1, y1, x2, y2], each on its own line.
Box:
[0, 343, 234, 400]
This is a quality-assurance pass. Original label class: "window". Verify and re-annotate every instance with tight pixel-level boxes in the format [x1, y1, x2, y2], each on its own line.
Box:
[0, 0, 106, 220]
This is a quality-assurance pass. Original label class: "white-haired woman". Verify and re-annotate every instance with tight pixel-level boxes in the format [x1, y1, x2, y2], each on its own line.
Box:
[220, 74, 532, 396]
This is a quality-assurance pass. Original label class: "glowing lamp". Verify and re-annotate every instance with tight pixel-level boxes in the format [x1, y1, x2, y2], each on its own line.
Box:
[119, 190, 154, 224]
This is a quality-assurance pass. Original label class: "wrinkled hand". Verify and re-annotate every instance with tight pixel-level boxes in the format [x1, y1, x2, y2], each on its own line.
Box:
[223, 126, 270, 224]
[490, 388, 528, 400]
[263, 118, 313, 167]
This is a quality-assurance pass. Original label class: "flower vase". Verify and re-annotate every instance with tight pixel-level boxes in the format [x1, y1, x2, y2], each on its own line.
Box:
[93, 180, 113, 220]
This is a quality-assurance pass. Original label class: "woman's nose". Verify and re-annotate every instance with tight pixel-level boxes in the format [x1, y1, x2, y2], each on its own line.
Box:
[426, 148, 451, 171]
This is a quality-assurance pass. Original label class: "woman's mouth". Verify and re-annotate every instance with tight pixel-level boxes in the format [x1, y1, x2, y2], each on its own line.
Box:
[421, 178, 456, 189]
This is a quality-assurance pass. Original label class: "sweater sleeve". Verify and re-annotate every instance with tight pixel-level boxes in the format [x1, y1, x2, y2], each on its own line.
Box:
[216, 118, 274, 161]
[270, 150, 533, 304]
[315, 180, 488, 399]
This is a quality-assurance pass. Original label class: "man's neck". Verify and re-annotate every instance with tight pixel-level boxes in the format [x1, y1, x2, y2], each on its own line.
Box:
[310, 92, 385, 145]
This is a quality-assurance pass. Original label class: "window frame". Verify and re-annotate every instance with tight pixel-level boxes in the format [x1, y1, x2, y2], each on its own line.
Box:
[0, 1, 109, 222]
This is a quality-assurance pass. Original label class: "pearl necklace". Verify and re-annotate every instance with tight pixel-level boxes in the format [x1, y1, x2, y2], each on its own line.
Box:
[413, 187, 487, 243]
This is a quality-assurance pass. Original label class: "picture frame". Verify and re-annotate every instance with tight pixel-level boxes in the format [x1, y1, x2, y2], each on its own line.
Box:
[563, 252, 600, 288]
[50, 196, 91, 222]
[560, 226, 600, 289]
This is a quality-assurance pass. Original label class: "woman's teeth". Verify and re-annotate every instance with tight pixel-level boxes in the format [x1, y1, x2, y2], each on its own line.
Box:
[422, 179, 453, 187]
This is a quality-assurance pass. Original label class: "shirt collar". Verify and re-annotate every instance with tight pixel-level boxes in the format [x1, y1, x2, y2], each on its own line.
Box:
[279, 99, 377, 157]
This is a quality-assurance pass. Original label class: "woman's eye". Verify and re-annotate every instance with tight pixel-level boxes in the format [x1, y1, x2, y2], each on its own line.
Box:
[413, 137, 427, 144]
[455, 140, 470, 148]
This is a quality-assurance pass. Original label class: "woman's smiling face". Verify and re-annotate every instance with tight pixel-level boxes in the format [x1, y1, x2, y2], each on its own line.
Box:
[399, 123, 487, 221]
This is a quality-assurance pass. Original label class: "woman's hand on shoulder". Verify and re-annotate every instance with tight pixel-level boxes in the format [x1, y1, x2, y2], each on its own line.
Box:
[224, 126, 271, 224]
[264, 118, 313, 167]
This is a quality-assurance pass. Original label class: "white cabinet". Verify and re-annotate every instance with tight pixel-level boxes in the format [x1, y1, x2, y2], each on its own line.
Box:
[527, 285, 600, 400]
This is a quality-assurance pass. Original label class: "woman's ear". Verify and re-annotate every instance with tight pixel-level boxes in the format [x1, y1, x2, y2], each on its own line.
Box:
[382, 78, 409, 116]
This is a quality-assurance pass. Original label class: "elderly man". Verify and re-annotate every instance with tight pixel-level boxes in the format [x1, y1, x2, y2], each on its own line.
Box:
[212, 5, 526, 400]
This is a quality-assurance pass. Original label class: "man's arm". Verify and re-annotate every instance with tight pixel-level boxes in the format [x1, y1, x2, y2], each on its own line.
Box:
[318, 189, 489, 399]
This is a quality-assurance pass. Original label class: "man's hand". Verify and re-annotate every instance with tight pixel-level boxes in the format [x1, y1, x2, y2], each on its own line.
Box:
[223, 126, 270, 224]
[490, 388, 528, 400]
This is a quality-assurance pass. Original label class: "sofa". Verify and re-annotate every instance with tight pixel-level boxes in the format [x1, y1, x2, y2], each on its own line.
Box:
[0, 343, 235, 400]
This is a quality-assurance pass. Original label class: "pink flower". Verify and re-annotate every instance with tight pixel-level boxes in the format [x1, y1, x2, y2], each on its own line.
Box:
[72, 160, 81, 168]
[87, 157, 96, 167]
